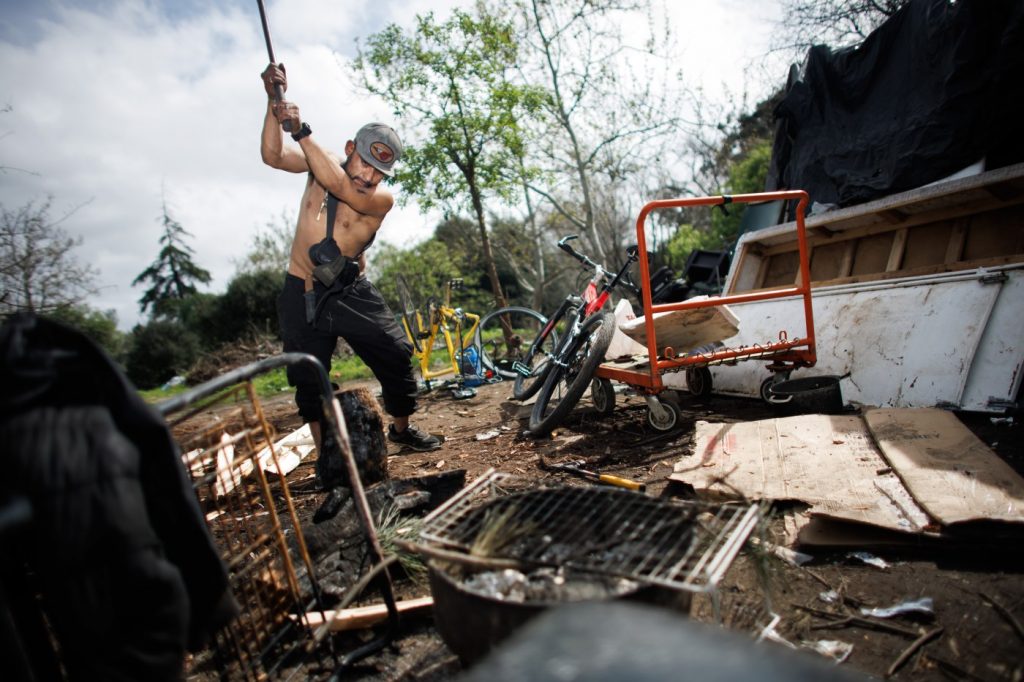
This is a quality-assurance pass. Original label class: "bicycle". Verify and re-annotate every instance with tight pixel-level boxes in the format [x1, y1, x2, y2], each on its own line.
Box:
[395, 275, 481, 397]
[472, 305, 549, 382]
[519, 235, 643, 436]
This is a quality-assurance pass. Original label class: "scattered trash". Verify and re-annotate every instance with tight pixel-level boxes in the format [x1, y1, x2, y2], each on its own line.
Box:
[990, 416, 1013, 425]
[804, 639, 853, 663]
[847, 551, 890, 569]
[161, 375, 185, 390]
[819, 590, 841, 604]
[861, 597, 934, 619]
[747, 536, 812, 566]
[475, 431, 501, 441]
[758, 616, 797, 649]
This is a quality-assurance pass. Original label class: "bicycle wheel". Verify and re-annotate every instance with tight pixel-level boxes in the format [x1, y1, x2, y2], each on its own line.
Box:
[395, 275, 423, 353]
[511, 308, 560, 399]
[474, 306, 550, 384]
[529, 311, 615, 436]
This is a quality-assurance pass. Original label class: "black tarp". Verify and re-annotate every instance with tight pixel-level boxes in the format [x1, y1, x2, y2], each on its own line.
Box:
[766, 0, 1024, 212]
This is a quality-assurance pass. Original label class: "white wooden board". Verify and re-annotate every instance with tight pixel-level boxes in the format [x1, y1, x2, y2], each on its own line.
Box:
[619, 300, 739, 354]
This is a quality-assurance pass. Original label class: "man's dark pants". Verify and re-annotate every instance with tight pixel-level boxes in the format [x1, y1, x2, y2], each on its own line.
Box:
[277, 273, 417, 426]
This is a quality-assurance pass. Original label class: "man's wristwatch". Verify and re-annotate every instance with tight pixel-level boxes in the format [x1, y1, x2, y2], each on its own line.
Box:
[291, 122, 312, 141]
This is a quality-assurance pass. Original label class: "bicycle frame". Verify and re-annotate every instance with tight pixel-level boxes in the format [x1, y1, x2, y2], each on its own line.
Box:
[528, 238, 638, 365]
[401, 279, 482, 384]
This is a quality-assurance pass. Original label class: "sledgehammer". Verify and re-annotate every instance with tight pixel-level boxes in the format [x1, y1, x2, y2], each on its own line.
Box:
[256, 0, 294, 133]
[539, 455, 646, 493]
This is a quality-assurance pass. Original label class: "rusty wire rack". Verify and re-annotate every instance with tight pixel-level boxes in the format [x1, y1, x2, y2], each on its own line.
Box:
[160, 359, 333, 680]
[412, 471, 762, 594]
[158, 353, 400, 680]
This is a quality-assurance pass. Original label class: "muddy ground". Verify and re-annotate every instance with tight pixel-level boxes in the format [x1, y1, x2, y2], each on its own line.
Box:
[183, 375, 1024, 681]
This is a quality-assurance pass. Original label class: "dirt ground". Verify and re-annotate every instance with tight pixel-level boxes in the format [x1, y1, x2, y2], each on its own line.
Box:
[193, 375, 1024, 681]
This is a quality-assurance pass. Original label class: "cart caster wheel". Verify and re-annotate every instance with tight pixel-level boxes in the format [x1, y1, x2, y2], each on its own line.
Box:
[685, 367, 713, 398]
[647, 398, 681, 432]
[591, 377, 616, 415]
[759, 372, 791, 403]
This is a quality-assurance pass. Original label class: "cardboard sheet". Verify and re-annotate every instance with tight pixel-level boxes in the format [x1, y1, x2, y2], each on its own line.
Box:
[865, 408, 1024, 525]
[619, 300, 739, 354]
[671, 415, 930, 534]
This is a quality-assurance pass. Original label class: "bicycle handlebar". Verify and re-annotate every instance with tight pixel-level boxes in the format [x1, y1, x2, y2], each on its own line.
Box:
[557, 234, 642, 296]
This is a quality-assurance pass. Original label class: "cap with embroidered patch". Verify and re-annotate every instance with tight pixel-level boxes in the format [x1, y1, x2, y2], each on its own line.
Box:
[354, 122, 403, 176]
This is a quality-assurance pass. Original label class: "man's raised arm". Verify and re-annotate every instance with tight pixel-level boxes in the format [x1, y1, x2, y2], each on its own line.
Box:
[260, 64, 309, 173]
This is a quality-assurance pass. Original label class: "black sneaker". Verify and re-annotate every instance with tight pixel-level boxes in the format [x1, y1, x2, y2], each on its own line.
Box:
[388, 424, 442, 452]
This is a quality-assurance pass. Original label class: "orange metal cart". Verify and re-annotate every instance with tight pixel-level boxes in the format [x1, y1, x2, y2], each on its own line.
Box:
[593, 190, 817, 428]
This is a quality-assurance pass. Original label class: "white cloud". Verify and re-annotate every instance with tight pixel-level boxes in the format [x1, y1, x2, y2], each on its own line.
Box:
[0, 0, 784, 331]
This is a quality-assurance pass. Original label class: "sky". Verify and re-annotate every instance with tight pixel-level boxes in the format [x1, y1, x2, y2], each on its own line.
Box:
[0, 0, 784, 330]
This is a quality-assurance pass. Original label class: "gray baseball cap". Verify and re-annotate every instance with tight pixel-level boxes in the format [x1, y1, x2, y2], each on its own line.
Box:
[354, 122, 403, 176]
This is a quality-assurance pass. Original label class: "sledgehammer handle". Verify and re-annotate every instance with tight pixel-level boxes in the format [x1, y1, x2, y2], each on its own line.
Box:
[256, 0, 294, 133]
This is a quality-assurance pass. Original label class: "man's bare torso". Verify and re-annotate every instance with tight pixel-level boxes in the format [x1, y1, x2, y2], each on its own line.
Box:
[288, 173, 383, 283]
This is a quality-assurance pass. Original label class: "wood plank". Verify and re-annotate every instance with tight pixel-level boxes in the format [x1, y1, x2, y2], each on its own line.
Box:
[297, 596, 434, 632]
[880, 208, 909, 224]
[944, 220, 967, 264]
[838, 241, 855, 278]
[864, 408, 1024, 526]
[885, 227, 908, 271]
[620, 303, 740, 353]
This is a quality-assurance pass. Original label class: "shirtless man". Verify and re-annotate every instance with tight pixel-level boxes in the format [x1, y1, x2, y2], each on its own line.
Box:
[260, 63, 440, 490]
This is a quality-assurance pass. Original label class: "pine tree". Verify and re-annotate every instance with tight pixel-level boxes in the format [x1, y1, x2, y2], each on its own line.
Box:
[133, 199, 211, 317]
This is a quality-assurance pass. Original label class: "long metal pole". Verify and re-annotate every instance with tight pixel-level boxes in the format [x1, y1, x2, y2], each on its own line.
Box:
[255, 0, 294, 132]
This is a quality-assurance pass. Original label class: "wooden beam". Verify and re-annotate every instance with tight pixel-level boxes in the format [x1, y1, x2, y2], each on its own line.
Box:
[886, 228, 908, 272]
[296, 596, 434, 632]
[879, 208, 909, 224]
[944, 220, 968, 264]
[838, 241, 856, 279]
[984, 181, 1019, 202]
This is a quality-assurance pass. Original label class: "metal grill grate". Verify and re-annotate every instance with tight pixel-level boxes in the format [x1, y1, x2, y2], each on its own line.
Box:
[416, 471, 761, 593]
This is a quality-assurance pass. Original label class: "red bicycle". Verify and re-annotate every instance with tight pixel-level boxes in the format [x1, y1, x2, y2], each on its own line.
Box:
[517, 235, 641, 435]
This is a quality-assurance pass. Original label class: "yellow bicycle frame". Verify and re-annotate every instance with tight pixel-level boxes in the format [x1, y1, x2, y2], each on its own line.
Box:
[401, 281, 481, 384]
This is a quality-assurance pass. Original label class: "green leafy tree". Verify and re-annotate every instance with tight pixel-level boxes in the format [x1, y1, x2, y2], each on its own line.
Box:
[356, 8, 546, 311]
[0, 197, 99, 315]
[234, 210, 294, 275]
[124, 318, 201, 389]
[708, 141, 774, 250]
[211, 269, 285, 343]
[47, 304, 126, 360]
[133, 199, 211, 317]
[370, 240, 465, 313]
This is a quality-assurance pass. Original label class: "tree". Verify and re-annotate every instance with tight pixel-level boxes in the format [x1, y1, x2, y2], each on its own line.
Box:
[369, 240, 468, 314]
[133, 199, 211, 317]
[234, 210, 294, 275]
[772, 0, 909, 55]
[47, 304, 126, 360]
[0, 197, 99, 315]
[124, 318, 201, 390]
[211, 269, 285, 343]
[356, 9, 546, 311]
[513, 0, 687, 264]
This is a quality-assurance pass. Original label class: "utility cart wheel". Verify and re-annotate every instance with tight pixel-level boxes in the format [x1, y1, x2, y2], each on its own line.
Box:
[591, 377, 616, 415]
[646, 397, 681, 432]
[759, 372, 791, 403]
[685, 367, 713, 398]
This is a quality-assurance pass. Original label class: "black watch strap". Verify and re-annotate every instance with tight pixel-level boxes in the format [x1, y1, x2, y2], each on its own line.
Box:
[291, 122, 312, 141]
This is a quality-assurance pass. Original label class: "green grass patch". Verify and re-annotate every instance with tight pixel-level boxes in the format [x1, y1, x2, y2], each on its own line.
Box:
[139, 354, 376, 404]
